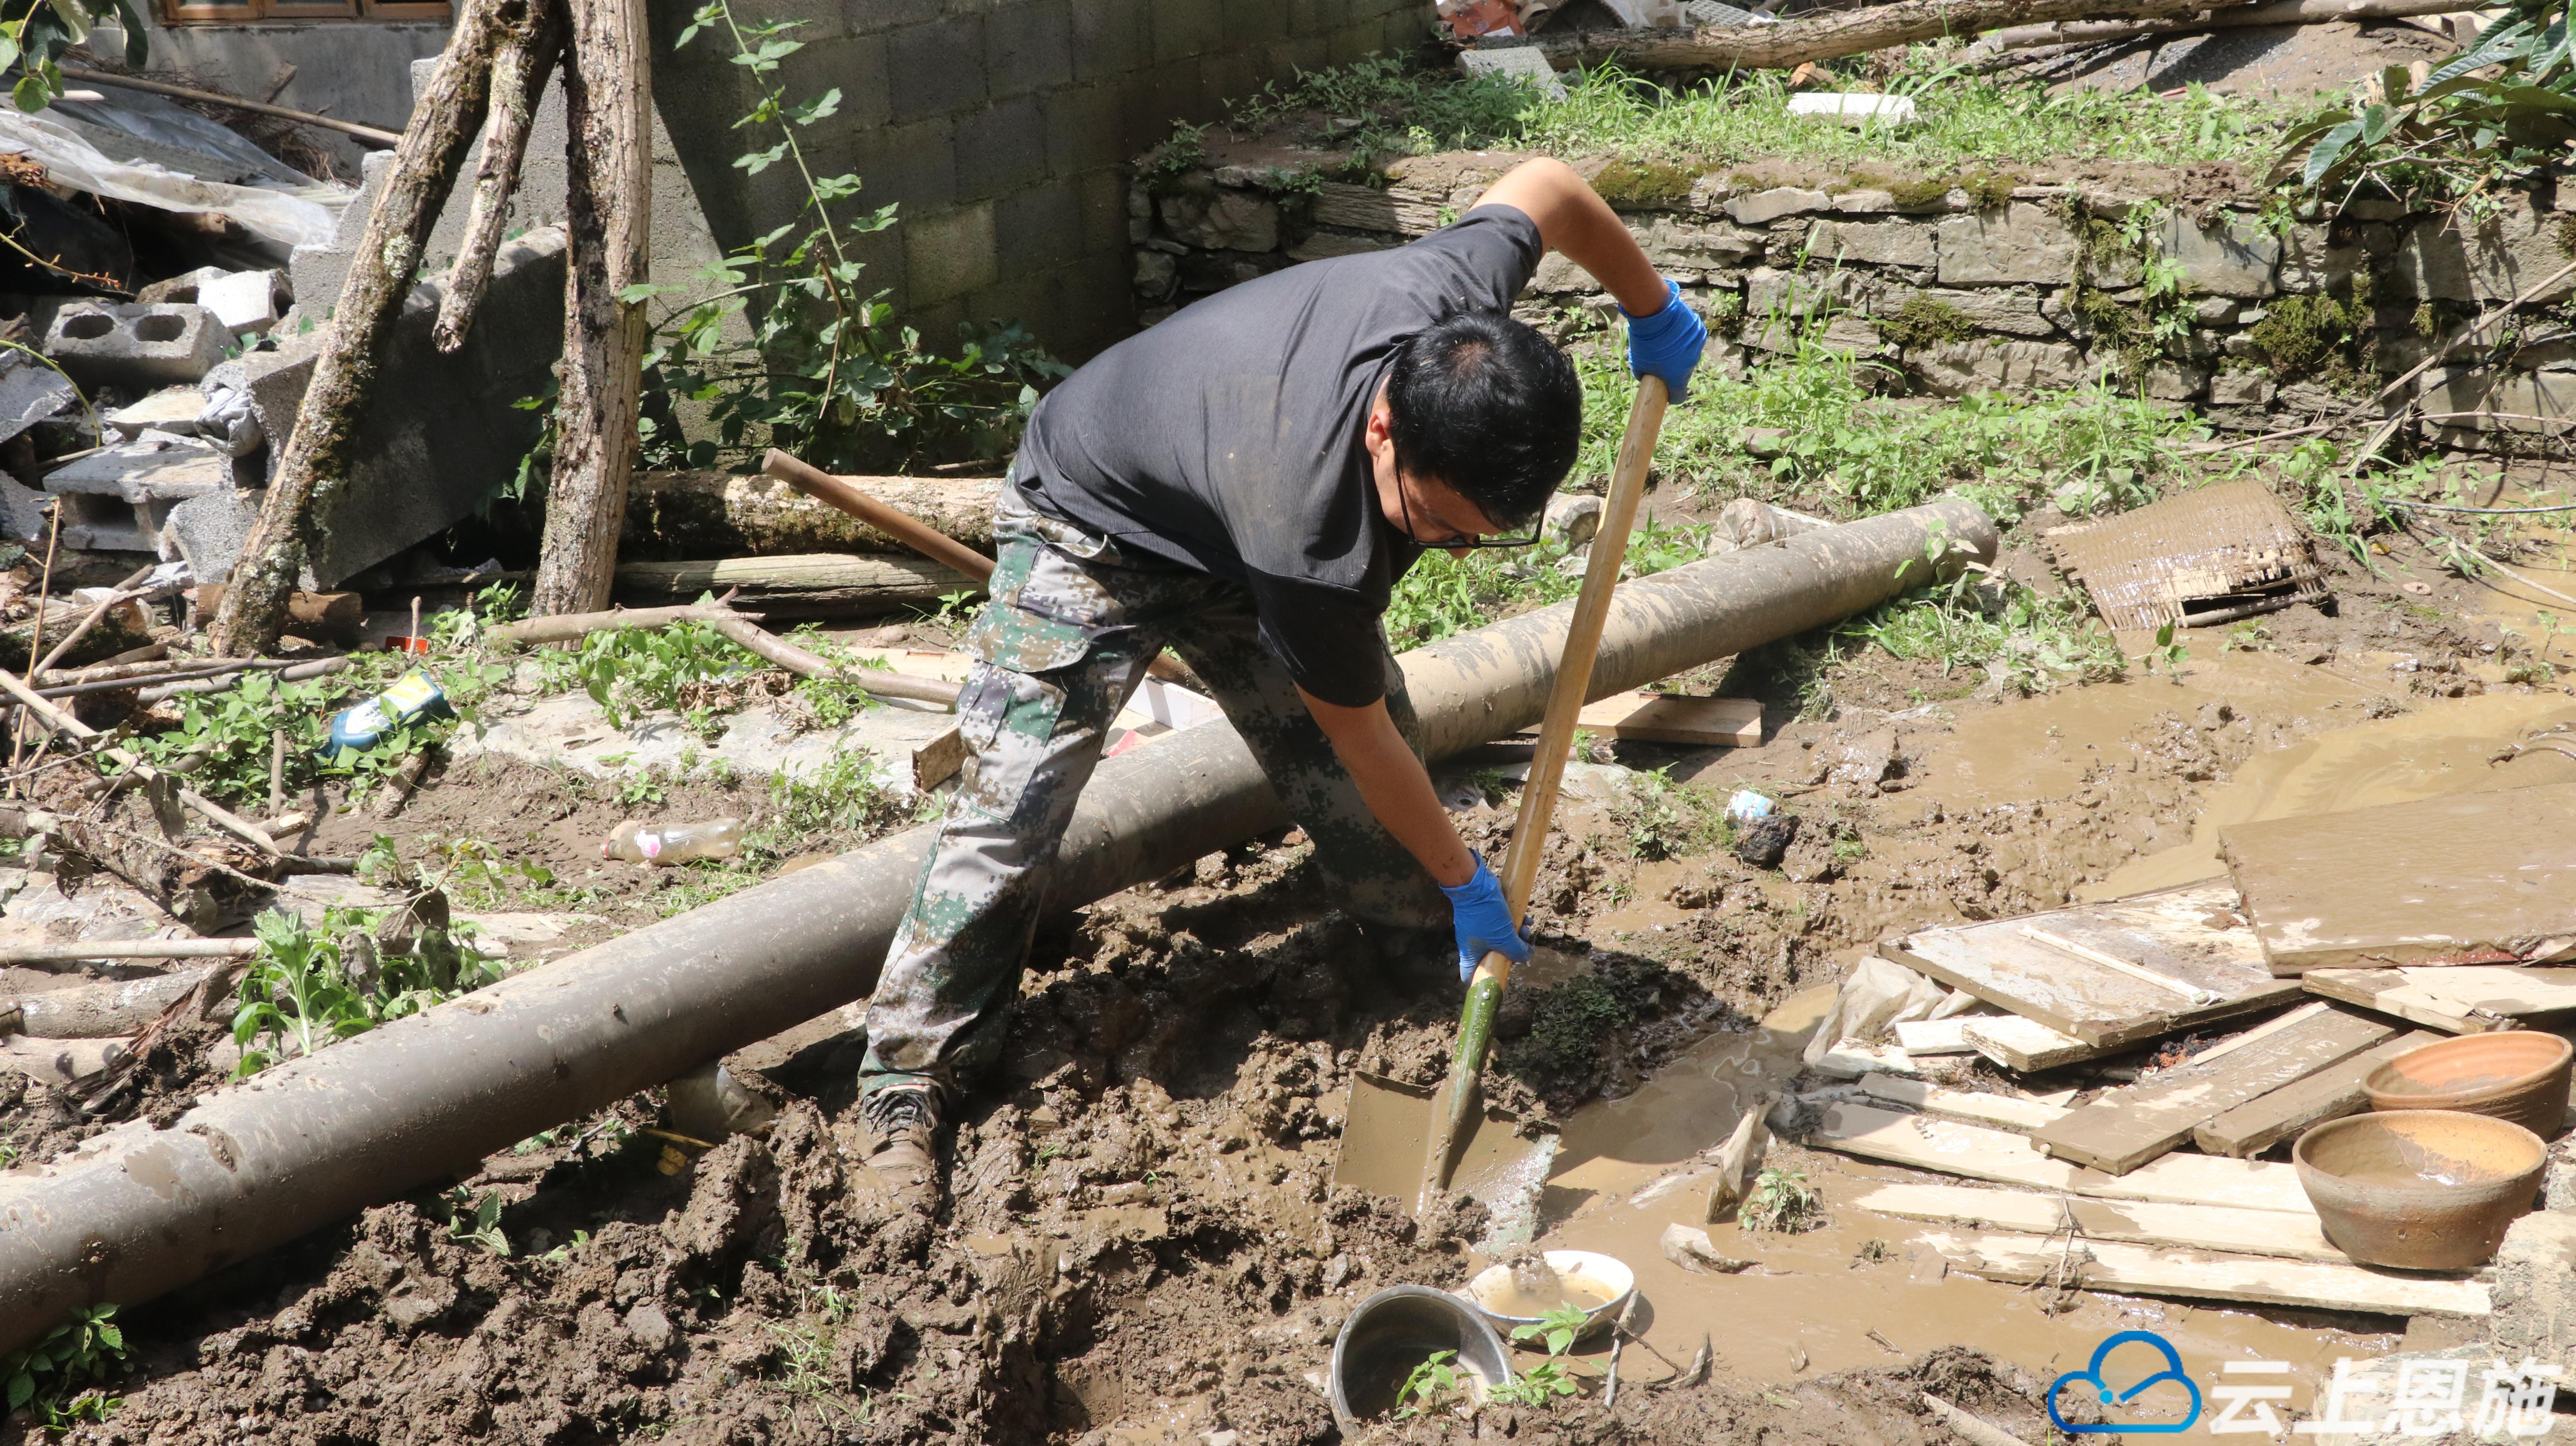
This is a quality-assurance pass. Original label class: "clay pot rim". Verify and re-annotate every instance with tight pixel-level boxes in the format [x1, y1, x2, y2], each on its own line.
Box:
[2293, 1108, 2549, 1197]
[2363, 1031, 2574, 1106]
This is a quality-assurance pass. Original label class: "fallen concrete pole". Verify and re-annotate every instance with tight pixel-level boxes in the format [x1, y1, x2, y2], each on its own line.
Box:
[0, 496, 1996, 1352]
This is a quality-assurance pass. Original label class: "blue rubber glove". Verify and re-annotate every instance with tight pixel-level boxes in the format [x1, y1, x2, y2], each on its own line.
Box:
[1440, 851, 1531, 982]
[1625, 277, 1707, 403]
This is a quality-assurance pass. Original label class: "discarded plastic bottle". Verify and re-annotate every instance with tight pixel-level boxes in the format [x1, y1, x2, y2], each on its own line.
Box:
[602, 818, 744, 866]
[323, 669, 453, 759]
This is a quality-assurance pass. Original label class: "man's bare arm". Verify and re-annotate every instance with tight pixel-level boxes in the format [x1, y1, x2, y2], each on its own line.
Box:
[1297, 686, 1476, 888]
[1470, 157, 1666, 315]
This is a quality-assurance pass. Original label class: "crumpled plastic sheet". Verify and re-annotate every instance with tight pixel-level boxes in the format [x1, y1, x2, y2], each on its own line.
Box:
[0, 88, 352, 251]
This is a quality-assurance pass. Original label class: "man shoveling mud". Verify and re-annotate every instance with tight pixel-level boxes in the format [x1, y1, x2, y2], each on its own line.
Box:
[851, 157, 1707, 1212]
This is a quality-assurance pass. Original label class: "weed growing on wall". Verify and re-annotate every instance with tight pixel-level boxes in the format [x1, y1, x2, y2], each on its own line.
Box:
[635, 0, 1069, 474]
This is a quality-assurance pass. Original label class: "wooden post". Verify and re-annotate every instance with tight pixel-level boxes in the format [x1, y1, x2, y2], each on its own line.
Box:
[531, 0, 653, 617]
[208, 0, 518, 658]
[435, 0, 568, 354]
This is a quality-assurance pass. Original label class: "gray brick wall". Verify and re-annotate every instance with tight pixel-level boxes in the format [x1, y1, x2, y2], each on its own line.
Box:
[650, 0, 1428, 361]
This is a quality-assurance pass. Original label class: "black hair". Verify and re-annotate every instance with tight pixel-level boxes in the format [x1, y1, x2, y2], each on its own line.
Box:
[1385, 310, 1583, 530]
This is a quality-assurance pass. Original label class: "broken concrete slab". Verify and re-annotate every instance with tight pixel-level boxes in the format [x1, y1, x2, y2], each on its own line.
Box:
[1456, 45, 1567, 99]
[161, 487, 260, 584]
[43, 432, 233, 556]
[2226, 782, 2576, 973]
[103, 388, 210, 440]
[451, 689, 964, 802]
[139, 266, 287, 336]
[0, 353, 76, 447]
[210, 225, 567, 587]
[43, 301, 233, 391]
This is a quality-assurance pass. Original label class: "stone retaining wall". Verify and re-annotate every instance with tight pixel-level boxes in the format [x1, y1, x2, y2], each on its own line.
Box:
[1130, 149, 2576, 450]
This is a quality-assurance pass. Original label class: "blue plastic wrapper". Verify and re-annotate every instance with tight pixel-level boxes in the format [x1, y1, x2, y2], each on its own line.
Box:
[1726, 789, 1774, 823]
[324, 669, 452, 758]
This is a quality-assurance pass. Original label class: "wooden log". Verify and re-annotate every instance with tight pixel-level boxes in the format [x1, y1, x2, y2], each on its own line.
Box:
[209, 0, 518, 656]
[1995, 0, 2488, 46]
[0, 602, 152, 671]
[622, 470, 1001, 556]
[0, 938, 259, 964]
[0, 811, 275, 934]
[1917, 1229, 2490, 1317]
[436, 0, 566, 354]
[611, 554, 981, 618]
[9, 968, 214, 1039]
[531, 0, 653, 617]
[2192, 1030, 2440, 1158]
[2029, 1004, 2398, 1175]
[0, 1033, 128, 1088]
[1534, 0, 2205, 69]
[190, 586, 363, 645]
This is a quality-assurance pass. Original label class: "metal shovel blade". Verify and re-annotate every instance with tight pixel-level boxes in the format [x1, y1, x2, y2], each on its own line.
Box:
[1334, 1073, 1556, 1247]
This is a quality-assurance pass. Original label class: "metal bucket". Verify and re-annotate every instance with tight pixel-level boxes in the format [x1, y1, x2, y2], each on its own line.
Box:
[1329, 1285, 1516, 1428]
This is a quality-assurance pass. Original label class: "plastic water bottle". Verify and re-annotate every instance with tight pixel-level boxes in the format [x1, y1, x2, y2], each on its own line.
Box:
[323, 670, 452, 759]
[601, 818, 744, 866]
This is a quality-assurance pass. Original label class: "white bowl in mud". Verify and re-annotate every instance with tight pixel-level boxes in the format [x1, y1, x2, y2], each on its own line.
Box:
[1464, 1250, 1636, 1342]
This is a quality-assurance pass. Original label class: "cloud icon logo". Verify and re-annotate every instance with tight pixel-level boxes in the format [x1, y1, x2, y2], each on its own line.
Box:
[2047, 1330, 2204, 1435]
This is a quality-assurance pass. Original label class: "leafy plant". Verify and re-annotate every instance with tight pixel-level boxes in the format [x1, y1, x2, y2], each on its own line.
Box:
[1490, 1304, 1589, 1407]
[444, 1188, 510, 1256]
[542, 611, 757, 729]
[1616, 766, 1730, 861]
[635, 0, 1067, 475]
[2136, 620, 2192, 674]
[231, 904, 504, 1075]
[1, 0, 149, 115]
[1741, 1167, 1824, 1233]
[1846, 568, 2126, 695]
[2275, 27, 2576, 213]
[1393, 1349, 1470, 1419]
[3, 1304, 127, 1429]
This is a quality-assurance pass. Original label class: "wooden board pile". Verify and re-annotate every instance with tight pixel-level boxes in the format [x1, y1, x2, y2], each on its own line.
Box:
[1789, 782, 2576, 1320]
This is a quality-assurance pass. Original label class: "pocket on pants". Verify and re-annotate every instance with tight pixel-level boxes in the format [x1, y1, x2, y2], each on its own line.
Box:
[953, 665, 1069, 820]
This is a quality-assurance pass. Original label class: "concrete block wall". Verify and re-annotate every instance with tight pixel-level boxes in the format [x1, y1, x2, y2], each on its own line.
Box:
[1135, 148, 2576, 453]
[650, 0, 1431, 362]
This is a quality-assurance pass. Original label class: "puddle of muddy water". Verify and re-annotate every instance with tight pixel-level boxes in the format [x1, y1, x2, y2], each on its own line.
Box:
[1519, 989, 2400, 1400]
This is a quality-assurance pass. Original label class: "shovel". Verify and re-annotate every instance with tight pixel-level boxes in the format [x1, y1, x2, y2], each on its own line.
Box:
[1334, 374, 1672, 1242]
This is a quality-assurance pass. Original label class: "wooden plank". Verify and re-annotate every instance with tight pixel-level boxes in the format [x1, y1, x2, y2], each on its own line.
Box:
[1853, 1182, 2347, 1262]
[1895, 1018, 1979, 1055]
[2193, 1030, 2441, 1157]
[1567, 693, 1762, 747]
[1961, 1015, 2114, 1071]
[1856, 1074, 2071, 1134]
[1917, 1230, 2491, 1318]
[1891, 883, 2297, 1048]
[1808, 1103, 2315, 1213]
[2031, 1005, 2399, 1174]
[2302, 966, 2576, 1034]
[2223, 782, 2576, 973]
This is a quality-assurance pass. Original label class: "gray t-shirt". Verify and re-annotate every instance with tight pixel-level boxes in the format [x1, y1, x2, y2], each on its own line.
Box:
[1012, 206, 1545, 707]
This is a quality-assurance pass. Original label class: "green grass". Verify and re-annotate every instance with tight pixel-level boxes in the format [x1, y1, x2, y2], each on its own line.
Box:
[1570, 332, 2215, 522]
[1843, 571, 2128, 695]
[1224, 55, 2302, 181]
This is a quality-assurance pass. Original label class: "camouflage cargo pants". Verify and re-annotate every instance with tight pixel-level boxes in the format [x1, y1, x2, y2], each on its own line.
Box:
[857, 489, 1447, 1099]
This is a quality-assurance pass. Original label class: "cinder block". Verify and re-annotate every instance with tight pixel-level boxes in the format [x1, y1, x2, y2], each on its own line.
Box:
[957, 97, 1050, 203]
[163, 487, 261, 582]
[204, 227, 568, 586]
[984, 0, 1073, 97]
[887, 15, 989, 122]
[1072, 0, 1154, 79]
[907, 203, 999, 305]
[997, 182, 1086, 276]
[43, 433, 233, 556]
[1223, 0, 1287, 46]
[853, 116, 960, 215]
[1153, 0, 1223, 62]
[844, 0, 945, 34]
[43, 302, 235, 391]
[1042, 82, 1125, 176]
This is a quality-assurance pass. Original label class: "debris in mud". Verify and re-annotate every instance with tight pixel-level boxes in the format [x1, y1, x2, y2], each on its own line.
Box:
[2048, 479, 2331, 633]
[1735, 810, 1801, 866]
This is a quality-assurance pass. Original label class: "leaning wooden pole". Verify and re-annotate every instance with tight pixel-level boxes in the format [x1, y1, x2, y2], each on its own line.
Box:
[208, 0, 517, 657]
[530, 0, 653, 617]
[434, 0, 567, 353]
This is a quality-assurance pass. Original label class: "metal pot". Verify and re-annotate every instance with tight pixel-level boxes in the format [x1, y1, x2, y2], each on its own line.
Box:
[1329, 1285, 1516, 1428]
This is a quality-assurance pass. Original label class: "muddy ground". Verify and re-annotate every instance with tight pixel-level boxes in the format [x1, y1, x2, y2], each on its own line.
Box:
[9, 449, 2576, 1444]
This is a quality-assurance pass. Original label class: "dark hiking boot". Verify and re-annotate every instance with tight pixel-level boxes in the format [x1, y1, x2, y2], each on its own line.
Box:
[855, 1084, 945, 1215]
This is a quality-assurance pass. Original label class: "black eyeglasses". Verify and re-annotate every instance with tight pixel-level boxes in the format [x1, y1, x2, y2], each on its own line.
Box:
[1397, 482, 1543, 550]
